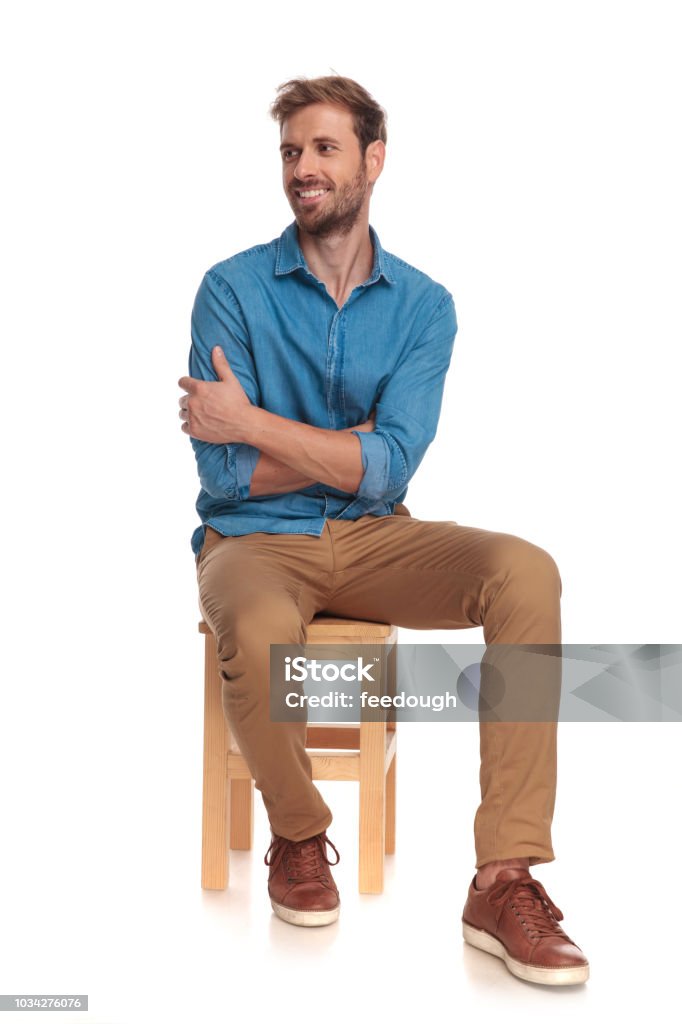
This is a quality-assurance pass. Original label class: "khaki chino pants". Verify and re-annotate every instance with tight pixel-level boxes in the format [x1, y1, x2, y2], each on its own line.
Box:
[196, 504, 562, 868]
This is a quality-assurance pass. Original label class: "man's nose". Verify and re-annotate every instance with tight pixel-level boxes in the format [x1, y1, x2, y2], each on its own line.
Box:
[293, 148, 320, 180]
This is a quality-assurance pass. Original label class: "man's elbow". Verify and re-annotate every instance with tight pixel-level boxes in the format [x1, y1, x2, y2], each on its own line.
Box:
[199, 476, 239, 501]
[190, 441, 242, 501]
[197, 461, 240, 501]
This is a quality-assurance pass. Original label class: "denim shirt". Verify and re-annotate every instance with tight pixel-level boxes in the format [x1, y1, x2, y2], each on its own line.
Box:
[187, 221, 457, 557]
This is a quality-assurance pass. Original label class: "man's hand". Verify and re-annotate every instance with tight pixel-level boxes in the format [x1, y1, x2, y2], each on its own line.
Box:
[347, 409, 376, 433]
[178, 347, 252, 443]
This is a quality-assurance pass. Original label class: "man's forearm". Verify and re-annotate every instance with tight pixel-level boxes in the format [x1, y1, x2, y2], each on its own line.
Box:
[241, 408, 365, 494]
[248, 418, 374, 497]
[249, 452, 317, 496]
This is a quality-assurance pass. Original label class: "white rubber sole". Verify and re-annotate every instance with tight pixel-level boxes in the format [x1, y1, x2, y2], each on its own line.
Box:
[462, 922, 589, 986]
[270, 898, 340, 927]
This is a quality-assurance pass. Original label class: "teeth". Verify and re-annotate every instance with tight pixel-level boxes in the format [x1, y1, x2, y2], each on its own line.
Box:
[299, 189, 327, 198]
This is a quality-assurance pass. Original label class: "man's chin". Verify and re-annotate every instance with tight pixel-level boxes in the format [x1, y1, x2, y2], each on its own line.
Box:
[295, 211, 360, 240]
[294, 212, 331, 237]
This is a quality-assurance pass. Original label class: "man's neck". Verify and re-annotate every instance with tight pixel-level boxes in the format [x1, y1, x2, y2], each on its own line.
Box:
[297, 217, 374, 309]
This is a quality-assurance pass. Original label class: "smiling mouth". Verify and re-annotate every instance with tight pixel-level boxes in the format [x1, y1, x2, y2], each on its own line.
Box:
[294, 188, 330, 204]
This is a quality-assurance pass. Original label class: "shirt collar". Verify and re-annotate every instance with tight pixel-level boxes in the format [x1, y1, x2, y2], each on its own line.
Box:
[275, 220, 396, 286]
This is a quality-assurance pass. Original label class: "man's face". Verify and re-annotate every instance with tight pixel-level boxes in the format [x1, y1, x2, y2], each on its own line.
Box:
[280, 103, 381, 238]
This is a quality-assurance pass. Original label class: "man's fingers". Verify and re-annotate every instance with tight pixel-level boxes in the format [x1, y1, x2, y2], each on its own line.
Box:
[178, 375, 197, 392]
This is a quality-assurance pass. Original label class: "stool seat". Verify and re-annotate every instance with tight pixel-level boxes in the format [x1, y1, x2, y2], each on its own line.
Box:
[199, 613, 398, 894]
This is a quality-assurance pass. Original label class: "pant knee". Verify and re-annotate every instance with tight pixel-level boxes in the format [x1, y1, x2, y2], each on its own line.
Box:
[502, 537, 562, 599]
[210, 595, 306, 704]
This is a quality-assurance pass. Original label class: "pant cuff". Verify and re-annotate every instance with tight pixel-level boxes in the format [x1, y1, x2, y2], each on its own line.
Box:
[475, 846, 555, 869]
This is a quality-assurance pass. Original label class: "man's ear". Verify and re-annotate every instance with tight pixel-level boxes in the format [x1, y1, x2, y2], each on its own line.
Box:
[365, 139, 386, 185]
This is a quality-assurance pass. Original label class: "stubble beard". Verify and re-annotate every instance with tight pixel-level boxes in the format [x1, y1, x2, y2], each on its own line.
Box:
[293, 165, 369, 239]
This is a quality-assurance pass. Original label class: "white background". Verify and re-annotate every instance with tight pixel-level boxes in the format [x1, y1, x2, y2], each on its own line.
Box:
[1, 1, 680, 1021]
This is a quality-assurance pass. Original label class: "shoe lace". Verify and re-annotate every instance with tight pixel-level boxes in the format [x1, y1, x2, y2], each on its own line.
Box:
[487, 876, 568, 940]
[264, 831, 340, 884]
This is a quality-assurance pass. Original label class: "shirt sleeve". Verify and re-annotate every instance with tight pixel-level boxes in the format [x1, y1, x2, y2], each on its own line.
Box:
[350, 290, 457, 503]
[188, 269, 261, 501]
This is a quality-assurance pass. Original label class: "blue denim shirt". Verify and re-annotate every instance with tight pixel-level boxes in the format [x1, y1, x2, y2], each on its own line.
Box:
[187, 221, 457, 556]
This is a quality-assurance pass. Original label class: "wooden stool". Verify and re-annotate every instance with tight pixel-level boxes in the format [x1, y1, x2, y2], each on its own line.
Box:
[200, 615, 398, 894]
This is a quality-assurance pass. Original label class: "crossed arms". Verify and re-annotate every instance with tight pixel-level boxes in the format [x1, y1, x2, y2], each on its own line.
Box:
[179, 269, 457, 503]
[245, 411, 376, 497]
[178, 349, 376, 497]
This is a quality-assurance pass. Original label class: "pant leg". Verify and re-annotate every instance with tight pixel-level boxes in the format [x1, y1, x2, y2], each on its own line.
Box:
[197, 526, 334, 842]
[322, 511, 562, 867]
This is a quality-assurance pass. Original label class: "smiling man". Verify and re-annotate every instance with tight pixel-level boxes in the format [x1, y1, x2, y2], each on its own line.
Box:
[178, 75, 589, 986]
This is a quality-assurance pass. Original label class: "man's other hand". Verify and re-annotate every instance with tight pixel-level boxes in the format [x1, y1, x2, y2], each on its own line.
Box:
[343, 409, 376, 433]
[178, 346, 252, 443]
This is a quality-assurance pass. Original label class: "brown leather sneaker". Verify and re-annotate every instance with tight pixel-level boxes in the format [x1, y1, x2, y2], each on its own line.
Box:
[462, 868, 589, 985]
[264, 830, 341, 927]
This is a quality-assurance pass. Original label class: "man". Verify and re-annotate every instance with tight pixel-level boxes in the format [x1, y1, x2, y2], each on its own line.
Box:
[178, 75, 589, 986]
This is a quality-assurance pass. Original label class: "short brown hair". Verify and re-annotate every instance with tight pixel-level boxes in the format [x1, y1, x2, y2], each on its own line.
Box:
[270, 75, 387, 156]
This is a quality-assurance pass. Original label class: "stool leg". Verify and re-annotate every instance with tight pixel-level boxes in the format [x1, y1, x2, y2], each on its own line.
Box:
[385, 745, 396, 855]
[359, 719, 386, 894]
[230, 778, 254, 849]
[201, 633, 230, 889]
[385, 645, 398, 856]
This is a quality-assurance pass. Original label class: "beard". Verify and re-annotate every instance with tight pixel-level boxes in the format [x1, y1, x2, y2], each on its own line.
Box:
[291, 164, 369, 239]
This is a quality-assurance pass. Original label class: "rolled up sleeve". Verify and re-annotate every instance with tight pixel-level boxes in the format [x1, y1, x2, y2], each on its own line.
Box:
[351, 290, 457, 503]
[188, 269, 261, 501]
